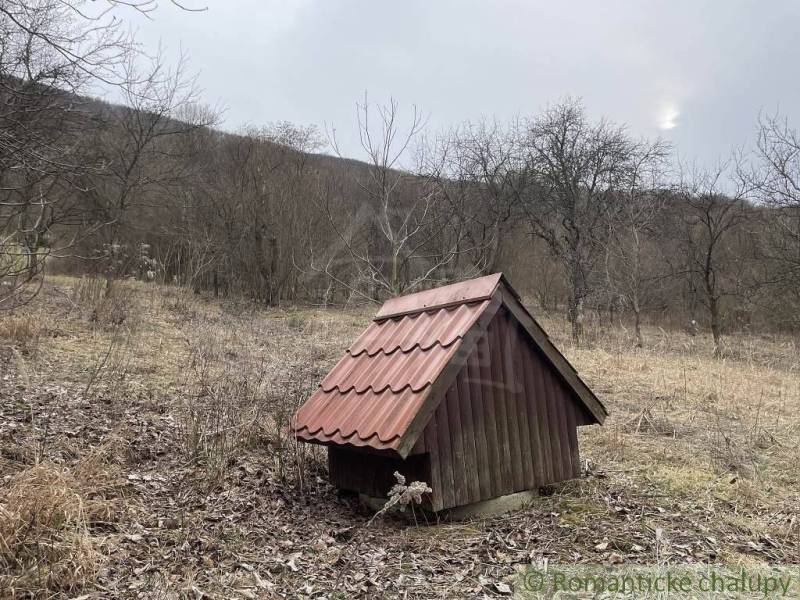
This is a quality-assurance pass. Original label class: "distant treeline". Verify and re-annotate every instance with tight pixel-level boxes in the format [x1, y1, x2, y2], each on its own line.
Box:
[2, 2, 800, 354]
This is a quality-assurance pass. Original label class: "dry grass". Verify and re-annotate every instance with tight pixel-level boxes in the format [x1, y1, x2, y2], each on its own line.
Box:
[0, 277, 798, 597]
[539, 312, 800, 561]
[0, 463, 109, 596]
[0, 315, 41, 354]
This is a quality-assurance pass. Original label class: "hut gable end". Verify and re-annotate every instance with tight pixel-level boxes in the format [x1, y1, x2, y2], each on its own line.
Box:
[418, 307, 594, 510]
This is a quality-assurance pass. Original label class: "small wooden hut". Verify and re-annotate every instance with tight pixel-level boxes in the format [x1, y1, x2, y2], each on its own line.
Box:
[292, 273, 607, 512]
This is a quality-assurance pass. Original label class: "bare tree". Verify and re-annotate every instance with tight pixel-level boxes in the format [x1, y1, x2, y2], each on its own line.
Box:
[321, 95, 472, 299]
[676, 161, 753, 357]
[749, 112, 800, 305]
[0, 0, 203, 308]
[439, 118, 527, 272]
[603, 143, 670, 347]
[522, 98, 653, 343]
[0, 0, 122, 308]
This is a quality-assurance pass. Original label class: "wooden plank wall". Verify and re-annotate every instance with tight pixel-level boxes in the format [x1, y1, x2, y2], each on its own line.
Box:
[422, 307, 594, 511]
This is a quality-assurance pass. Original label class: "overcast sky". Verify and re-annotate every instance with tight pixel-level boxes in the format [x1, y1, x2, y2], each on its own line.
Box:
[122, 0, 800, 166]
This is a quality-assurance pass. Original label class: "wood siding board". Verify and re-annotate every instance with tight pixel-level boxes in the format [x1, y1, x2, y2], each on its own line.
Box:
[520, 347, 546, 487]
[542, 365, 566, 482]
[456, 370, 482, 504]
[509, 320, 535, 489]
[565, 398, 581, 479]
[467, 348, 492, 500]
[499, 312, 525, 491]
[423, 417, 444, 511]
[477, 332, 502, 497]
[488, 314, 513, 494]
[530, 346, 555, 483]
[558, 398, 573, 480]
[446, 386, 469, 505]
[555, 379, 573, 480]
[328, 449, 338, 488]
[435, 399, 456, 509]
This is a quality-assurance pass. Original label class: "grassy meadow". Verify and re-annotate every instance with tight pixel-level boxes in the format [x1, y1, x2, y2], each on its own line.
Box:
[0, 276, 797, 598]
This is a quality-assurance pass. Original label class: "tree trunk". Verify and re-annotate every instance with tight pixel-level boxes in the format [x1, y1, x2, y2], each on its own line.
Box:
[709, 296, 722, 357]
[254, 216, 275, 305]
[26, 248, 38, 281]
[389, 245, 402, 296]
[484, 220, 502, 272]
[633, 308, 643, 348]
[567, 293, 584, 345]
[567, 256, 585, 345]
[24, 231, 41, 282]
[268, 236, 278, 305]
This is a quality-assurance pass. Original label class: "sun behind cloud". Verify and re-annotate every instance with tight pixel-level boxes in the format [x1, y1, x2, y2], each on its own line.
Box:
[659, 104, 680, 130]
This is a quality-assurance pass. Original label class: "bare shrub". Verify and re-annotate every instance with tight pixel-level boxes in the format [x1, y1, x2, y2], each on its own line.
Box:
[71, 277, 139, 328]
[160, 284, 199, 321]
[178, 343, 268, 481]
[266, 362, 325, 490]
[71, 275, 105, 308]
[0, 464, 107, 595]
[82, 327, 136, 405]
[628, 406, 676, 437]
[0, 315, 41, 354]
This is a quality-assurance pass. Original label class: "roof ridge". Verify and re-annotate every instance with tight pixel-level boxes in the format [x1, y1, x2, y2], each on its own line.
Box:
[375, 298, 491, 321]
[374, 274, 503, 320]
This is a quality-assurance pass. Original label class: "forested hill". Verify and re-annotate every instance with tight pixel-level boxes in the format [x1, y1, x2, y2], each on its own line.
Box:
[4, 80, 800, 348]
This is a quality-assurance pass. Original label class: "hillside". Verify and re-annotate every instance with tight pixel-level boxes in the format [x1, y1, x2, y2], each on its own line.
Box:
[1, 277, 797, 597]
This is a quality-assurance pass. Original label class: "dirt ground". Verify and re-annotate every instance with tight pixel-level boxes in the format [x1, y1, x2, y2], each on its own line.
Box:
[1, 277, 798, 598]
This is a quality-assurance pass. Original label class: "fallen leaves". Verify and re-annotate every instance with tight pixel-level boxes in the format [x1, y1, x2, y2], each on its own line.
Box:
[2, 280, 799, 598]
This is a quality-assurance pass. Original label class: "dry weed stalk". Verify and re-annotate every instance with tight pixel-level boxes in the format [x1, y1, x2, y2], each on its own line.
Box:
[367, 472, 432, 526]
[267, 362, 323, 489]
